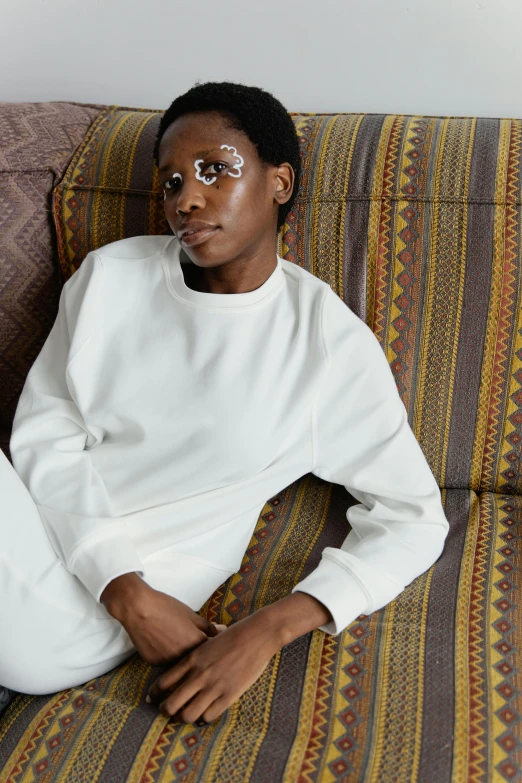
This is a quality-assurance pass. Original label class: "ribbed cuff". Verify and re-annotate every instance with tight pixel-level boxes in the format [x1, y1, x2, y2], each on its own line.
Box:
[291, 555, 371, 636]
[69, 531, 145, 604]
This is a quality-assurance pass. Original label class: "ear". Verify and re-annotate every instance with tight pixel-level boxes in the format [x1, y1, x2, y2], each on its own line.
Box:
[272, 163, 295, 206]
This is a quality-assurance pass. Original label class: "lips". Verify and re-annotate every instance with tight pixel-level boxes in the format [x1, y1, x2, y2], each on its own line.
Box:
[180, 226, 219, 247]
[178, 221, 217, 239]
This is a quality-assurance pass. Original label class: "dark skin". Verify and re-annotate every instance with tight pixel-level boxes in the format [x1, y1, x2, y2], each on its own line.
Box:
[100, 110, 333, 725]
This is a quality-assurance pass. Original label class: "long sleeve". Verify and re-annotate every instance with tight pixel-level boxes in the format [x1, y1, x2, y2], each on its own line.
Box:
[9, 253, 145, 603]
[291, 287, 449, 636]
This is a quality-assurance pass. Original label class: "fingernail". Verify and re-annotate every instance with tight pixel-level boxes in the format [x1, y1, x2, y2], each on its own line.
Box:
[145, 694, 151, 703]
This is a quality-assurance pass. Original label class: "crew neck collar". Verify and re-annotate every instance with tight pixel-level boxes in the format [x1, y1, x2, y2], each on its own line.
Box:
[162, 236, 285, 310]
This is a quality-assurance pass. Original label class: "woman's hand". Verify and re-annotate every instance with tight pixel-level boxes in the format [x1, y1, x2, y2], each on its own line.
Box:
[145, 610, 284, 724]
[101, 573, 227, 666]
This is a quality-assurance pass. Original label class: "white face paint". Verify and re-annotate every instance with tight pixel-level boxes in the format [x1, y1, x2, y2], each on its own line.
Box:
[220, 145, 244, 177]
[193, 144, 244, 185]
[194, 159, 216, 185]
[163, 172, 182, 200]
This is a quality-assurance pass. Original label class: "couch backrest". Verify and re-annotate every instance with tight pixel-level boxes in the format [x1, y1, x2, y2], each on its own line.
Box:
[4, 103, 522, 495]
[0, 101, 104, 458]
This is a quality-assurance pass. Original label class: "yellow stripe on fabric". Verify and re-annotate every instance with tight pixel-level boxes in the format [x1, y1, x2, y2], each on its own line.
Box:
[363, 570, 431, 782]
[439, 120, 474, 487]
[86, 115, 124, 248]
[388, 117, 422, 363]
[336, 114, 364, 300]
[471, 119, 512, 492]
[497, 120, 522, 495]
[148, 162, 162, 234]
[362, 600, 396, 781]
[466, 493, 493, 783]
[53, 107, 114, 273]
[0, 692, 70, 783]
[0, 692, 36, 741]
[48, 661, 149, 783]
[411, 566, 434, 782]
[413, 118, 474, 487]
[117, 111, 158, 243]
[412, 115, 446, 446]
[126, 716, 177, 783]
[104, 112, 131, 241]
[90, 112, 129, 250]
[452, 491, 480, 783]
[310, 115, 362, 289]
[196, 655, 280, 783]
[136, 708, 204, 783]
[367, 116, 397, 330]
[325, 639, 358, 779]
[309, 117, 334, 280]
[91, 110, 152, 250]
[489, 497, 511, 778]
[254, 479, 333, 611]
[282, 632, 332, 781]
[371, 116, 404, 342]
[506, 294, 522, 495]
[485, 121, 519, 494]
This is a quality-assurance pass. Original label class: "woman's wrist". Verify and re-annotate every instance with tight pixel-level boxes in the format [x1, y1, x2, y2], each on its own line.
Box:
[257, 591, 334, 648]
[100, 572, 151, 619]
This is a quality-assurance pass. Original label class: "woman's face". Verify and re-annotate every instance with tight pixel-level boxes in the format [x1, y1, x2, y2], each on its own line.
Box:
[157, 111, 293, 268]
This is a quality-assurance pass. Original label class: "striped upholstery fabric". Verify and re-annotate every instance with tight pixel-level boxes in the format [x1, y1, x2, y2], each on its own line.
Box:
[1, 106, 521, 782]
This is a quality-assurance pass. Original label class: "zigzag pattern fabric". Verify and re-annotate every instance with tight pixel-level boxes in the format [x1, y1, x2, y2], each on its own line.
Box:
[1, 105, 521, 782]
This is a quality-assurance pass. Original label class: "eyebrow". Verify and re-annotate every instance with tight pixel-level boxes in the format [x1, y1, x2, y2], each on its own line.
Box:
[158, 148, 222, 174]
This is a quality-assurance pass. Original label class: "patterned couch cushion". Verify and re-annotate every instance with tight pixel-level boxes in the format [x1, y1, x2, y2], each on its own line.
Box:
[52, 108, 522, 496]
[0, 101, 104, 461]
[0, 485, 520, 782]
[1, 104, 521, 782]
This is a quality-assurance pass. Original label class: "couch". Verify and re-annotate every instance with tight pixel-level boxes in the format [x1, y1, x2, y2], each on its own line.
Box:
[0, 101, 521, 782]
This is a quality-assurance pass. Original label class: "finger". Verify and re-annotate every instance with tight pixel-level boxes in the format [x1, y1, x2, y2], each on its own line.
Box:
[197, 694, 230, 724]
[147, 658, 191, 703]
[214, 624, 227, 633]
[171, 686, 221, 725]
[159, 675, 204, 718]
[193, 613, 217, 637]
[204, 621, 219, 637]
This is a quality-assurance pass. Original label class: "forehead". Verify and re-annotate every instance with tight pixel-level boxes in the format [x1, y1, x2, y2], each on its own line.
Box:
[158, 112, 257, 167]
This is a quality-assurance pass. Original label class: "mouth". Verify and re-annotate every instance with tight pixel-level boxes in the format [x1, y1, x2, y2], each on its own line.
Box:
[180, 227, 219, 247]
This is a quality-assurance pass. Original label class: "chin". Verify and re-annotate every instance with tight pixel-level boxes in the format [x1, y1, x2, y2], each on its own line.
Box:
[183, 238, 231, 265]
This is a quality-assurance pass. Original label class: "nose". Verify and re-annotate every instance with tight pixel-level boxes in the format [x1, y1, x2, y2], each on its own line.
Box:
[174, 177, 207, 216]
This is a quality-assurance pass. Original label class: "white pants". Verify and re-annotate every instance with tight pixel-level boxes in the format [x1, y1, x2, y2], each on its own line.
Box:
[0, 448, 138, 696]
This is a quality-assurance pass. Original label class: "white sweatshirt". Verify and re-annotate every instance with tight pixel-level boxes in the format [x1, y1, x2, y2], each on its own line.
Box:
[9, 235, 449, 636]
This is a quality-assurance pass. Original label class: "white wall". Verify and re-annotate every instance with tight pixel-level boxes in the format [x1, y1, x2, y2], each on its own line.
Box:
[0, 0, 519, 118]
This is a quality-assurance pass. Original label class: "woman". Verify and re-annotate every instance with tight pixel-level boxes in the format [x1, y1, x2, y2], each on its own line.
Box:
[1, 81, 449, 725]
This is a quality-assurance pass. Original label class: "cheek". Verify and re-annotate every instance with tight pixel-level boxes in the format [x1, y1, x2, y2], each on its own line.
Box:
[223, 181, 258, 216]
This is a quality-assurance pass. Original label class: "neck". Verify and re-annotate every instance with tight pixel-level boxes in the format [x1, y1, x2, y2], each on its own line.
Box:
[180, 245, 279, 295]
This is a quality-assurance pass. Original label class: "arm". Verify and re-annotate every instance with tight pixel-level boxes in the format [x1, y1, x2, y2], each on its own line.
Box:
[9, 253, 145, 604]
[262, 287, 449, 639]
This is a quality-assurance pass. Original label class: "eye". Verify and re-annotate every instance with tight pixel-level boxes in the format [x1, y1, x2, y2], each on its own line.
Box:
[204, 162, 227, 177]
[163, 174, 182, 191]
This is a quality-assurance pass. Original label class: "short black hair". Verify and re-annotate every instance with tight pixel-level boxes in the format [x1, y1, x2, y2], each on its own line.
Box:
[153, 80, 301, 232]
